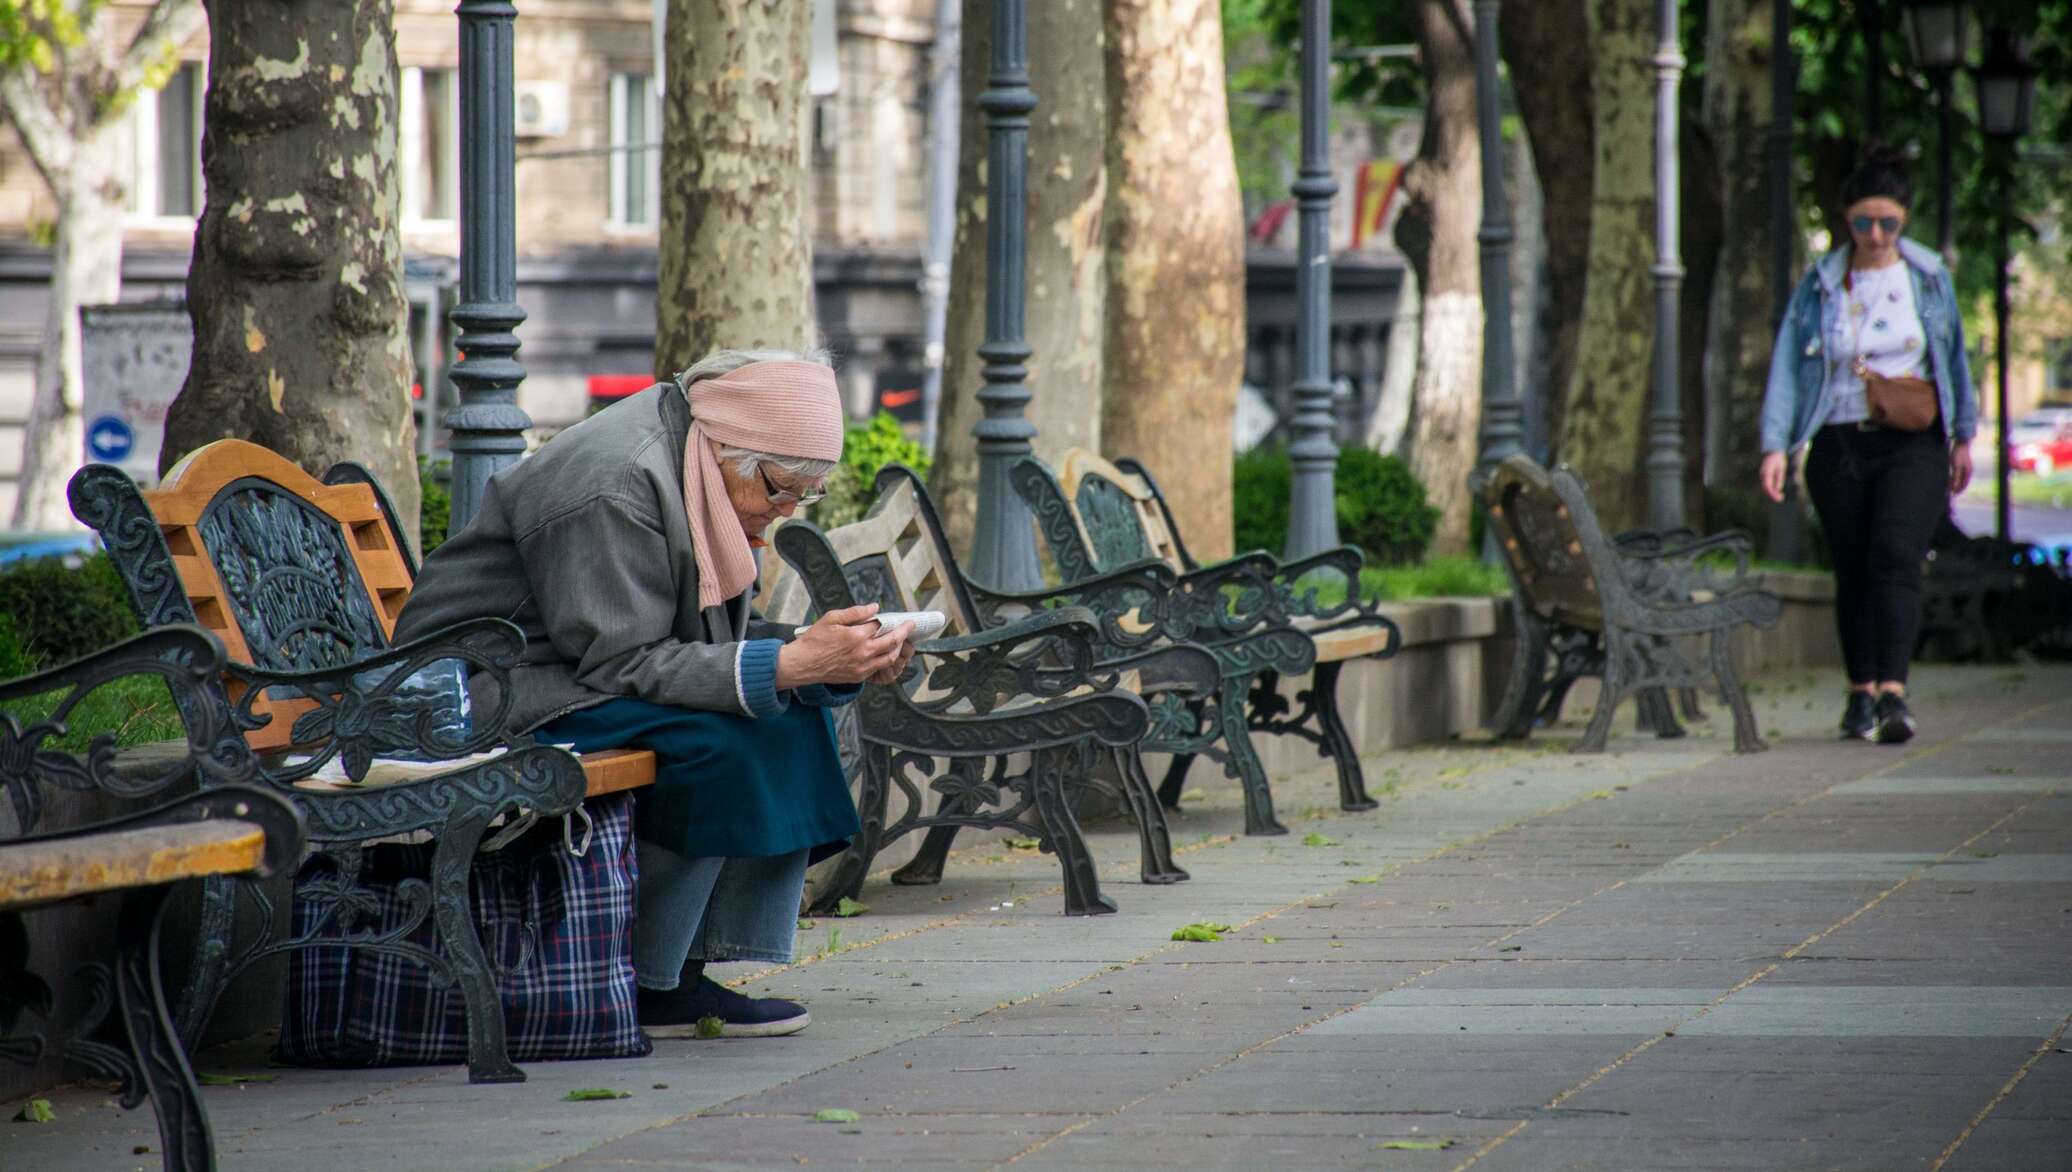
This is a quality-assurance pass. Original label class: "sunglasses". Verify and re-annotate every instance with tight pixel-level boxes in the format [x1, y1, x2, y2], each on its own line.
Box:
[757, 463, 827, 508]
[1850, 214, 1903, 236]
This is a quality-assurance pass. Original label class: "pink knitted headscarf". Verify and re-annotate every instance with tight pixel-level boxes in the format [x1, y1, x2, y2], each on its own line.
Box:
[681, 360, 844, 609]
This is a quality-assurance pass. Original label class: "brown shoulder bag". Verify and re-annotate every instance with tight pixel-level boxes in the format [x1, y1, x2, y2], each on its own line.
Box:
[1846, 268, 1940, 432]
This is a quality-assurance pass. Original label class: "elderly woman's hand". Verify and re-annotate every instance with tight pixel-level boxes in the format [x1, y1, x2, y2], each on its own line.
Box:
[776, 603, 912, 688]
[867, 620, 919, 685]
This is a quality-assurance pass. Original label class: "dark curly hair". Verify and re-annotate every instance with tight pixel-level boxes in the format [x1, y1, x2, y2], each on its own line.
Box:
[1841, 142, 1913, 210]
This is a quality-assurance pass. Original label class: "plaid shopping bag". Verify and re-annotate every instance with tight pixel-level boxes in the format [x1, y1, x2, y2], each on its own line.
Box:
[277, 792, 650, 1066]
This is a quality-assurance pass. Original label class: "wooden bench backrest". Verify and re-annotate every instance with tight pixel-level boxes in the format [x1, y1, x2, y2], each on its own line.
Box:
[1481, 455, 1606, 630]
[763, 470, 981, 638]
[139, 440, 414, 750]
[1057, 448, 1185, 573]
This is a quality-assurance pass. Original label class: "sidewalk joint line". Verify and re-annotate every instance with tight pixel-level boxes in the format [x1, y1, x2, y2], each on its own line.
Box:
[1928, 1009, 2072, 1171]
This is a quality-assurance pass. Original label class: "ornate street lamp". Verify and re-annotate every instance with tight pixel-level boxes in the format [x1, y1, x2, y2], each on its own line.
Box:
[1284, 0, 1342, 559]
[1972, 26, 2035, 544]
[1467, 0, 1521, 563]
[446, 0, 535, 533]
[1902, 1, 1970, 261]
[966, 0, 1044, 591]
[1644, 0, 1686, 532]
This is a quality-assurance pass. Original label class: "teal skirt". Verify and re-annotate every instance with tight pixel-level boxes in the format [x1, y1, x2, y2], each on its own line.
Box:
[541, 697, 859, 861]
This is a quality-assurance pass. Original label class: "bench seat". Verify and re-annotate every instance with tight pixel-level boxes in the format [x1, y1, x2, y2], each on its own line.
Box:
[0, 820, 269, 909]
[1301, 619, 1397, 663]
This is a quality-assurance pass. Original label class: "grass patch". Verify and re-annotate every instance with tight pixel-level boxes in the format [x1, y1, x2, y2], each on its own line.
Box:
[1358, 556, 1510, 601]
[0, 673, 186, 753]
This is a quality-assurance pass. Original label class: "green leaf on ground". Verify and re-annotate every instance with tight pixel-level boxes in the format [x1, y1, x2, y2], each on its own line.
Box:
[197, 1073, 275, 1086]
[695, 1016, 725, 1039]
[563, 1089, 632, 1101]
[1262, 935, 1280, 944]
[13, 1099, 54, 1123]
[1180, 789, 1206, 802]
[815, 1108, 860, 1123]
[1377, 1138, 1455, 1150]
[1005, 836, 1042, 849]
[1171, 921, 1234, 942]
[1301, 832, 1337, 847]
[1348, 874, 1383, 884]
[832, 897, 869, 917]
[797, 918, 816, 930]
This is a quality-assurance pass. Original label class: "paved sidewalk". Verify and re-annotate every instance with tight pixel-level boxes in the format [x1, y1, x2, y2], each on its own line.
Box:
[7, 665, 2070, 1171]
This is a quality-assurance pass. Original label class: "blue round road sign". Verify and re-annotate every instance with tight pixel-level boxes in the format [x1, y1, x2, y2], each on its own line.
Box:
[87, 415, 134, 462]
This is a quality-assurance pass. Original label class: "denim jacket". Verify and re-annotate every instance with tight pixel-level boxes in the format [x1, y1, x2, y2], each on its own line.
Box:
[1759, 235, 1978, 454]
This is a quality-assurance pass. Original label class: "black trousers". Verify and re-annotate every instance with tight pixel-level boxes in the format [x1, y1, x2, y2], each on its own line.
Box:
[1803, 423, 1950, 685]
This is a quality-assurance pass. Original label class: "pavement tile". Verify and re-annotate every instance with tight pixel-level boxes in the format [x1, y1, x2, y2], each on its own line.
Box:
[561, 1111, 1088, 1169]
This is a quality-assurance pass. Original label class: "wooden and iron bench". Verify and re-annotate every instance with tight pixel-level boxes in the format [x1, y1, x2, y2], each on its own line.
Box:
[1, 625, 307, 1172]
[766, 465, 1220, 915]
[69, 440, 643, 1083]
[1010, 449, 1402, 835]
[1474, 453, 1781, 753]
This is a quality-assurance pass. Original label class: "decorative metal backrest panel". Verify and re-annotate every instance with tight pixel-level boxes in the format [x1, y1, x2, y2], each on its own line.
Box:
[140, 442, 417, 752]
[1058, 449, 1183, 573]
[1483, 456, 1606, 630]
[805, 472, 981, 638]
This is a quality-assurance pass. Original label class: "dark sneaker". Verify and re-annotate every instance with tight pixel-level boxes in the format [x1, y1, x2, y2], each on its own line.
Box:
[1839, 691, 1877, 740]
[638, 977, 810, 1039]
[1874, 692, 1916, 744]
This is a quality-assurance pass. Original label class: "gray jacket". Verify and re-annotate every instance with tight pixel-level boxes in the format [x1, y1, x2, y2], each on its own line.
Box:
[395, 381, 843, 733]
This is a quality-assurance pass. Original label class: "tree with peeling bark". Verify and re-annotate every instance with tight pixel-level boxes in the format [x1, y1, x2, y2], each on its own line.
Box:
[159, 0, 419, 537]
[653, 0, 815, 375]
[1504, 0, 1660, 532]
[932, 0, 1109, 558]
[1699, 0, 1775, 499]
[1099, 0, 1247, 562]
[1, 0, 203, 530]
[1394, 0, 1482, 556]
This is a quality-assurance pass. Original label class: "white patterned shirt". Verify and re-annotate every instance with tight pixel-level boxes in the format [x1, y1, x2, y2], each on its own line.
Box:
[1821, 260, 1927, 426]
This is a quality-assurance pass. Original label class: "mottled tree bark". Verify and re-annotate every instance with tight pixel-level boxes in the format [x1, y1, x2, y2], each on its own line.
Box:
[163, 0, 418, 535]
[654, 0, 815, 373]
[1504, 0, 1657, 531]
[932, 0, 1107, 558]
[2, 0, 204, 529]
[1394, 0, 1482, 556]
[1501, 0, 1591, 452]
[1681, 114, 1721, 529]
[1098, 0, 1244, 562]
[1701, 0, 1780, 495]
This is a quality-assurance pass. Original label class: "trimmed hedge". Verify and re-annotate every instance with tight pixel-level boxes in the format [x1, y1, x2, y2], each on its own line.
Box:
[811, 413, 933, 530]
[1232, 445, 1437, 567]
[0, 553, 139, 670]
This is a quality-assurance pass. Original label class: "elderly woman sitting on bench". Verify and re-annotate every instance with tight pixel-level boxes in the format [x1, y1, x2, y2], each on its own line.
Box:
[394, 349, 915, 1038]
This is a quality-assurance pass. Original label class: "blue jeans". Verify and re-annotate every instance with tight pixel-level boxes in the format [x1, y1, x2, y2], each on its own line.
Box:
[635, 841, 807, 991]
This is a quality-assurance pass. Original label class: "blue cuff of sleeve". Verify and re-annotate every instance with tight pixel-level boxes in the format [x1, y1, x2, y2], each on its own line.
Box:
[736, 639, 788, 717]
[796, 681, 863, 708]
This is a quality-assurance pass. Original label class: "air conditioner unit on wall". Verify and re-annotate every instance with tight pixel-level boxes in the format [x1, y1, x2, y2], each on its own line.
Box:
[514, 81, 569, 138]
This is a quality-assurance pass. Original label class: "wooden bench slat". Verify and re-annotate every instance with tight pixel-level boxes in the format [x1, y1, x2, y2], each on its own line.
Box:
[1301, 620, 1396, 663]
[577, 749, 657, 797]
[0, 822, 268, 910]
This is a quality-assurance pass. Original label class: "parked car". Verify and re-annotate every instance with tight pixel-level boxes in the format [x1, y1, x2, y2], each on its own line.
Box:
[2008, 407, 2072, 476]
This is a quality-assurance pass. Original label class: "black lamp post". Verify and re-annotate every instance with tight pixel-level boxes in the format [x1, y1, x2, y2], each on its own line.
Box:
[1902, 1, 1970, 262]
[1971, 25, 2036, 544]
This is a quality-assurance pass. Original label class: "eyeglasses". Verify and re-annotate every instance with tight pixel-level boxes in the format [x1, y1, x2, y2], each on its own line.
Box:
[757, 463, 827, 508]
[1850, 215, 1904, 236]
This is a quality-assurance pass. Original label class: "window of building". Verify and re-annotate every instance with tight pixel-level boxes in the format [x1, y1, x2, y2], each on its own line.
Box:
[401, 66, 459, 224]
[126, 61, 204, 220]
[608, 72, 659, 230]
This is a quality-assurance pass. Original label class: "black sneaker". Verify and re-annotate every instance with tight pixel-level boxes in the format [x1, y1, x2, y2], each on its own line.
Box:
[638, 977, 810, 1039]
[1874, 692, 1916, 744]
[1839, 692, 1877, 740]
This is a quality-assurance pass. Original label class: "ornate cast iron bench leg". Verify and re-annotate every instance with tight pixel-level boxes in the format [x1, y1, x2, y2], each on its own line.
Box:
[1489, 603, 1550, 740]
[1225, 674, 1287, 836]
[1307, 662, 1376, 811]
[1710, 628, 1769, 753]
[1113, 748, 1188, 884]
[114, 886, 217, 1172]
[810, 745, 893, 915]
[430, 808, 523, 1084]
[1030, 746, 1117, 916]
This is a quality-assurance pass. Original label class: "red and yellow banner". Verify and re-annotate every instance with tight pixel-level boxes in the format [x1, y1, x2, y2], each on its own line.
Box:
[1351, 159, 1403, 251]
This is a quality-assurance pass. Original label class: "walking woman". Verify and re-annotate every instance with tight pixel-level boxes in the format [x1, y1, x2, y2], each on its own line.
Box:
[1758, 145, 1979, 744]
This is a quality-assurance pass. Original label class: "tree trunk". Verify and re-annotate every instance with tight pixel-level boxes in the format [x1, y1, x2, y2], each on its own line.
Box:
[1395, 0, 1482, 556]
[1098, 0, 1244, 562]
[1505, 0, 1657, 531]
[1680, 112, 1720, 529]
[1501, 0, 1592, 452]
[1700, 0, 1777, 496]
[13, 134, 122, 530]
[932, 0, 1107, 557]
[162, 0, 418, 534]
[1366, 263, 1418, 457]
[654, 0, 815, 373]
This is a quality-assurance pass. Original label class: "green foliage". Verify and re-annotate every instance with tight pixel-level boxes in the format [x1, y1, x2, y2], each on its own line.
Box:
[0, 0, 95, 75]
[814, 1108, 861, 1124]
[0, 553, 138, 668]
[562, 1088, 632, 1101]
[1702, 486, 1831, 571]
[1358, 556, 1511, 601]
[811, 413, 932, 530]
[0, 612, 35, 680]
[1231, 445, 1437, 566]
[419, 459, 451, 554]
[1171, 921, 1233, 942]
